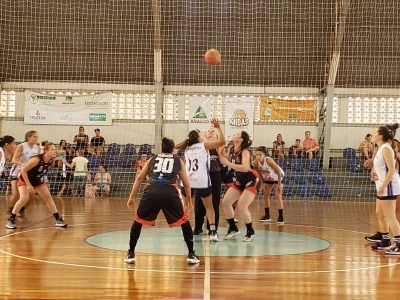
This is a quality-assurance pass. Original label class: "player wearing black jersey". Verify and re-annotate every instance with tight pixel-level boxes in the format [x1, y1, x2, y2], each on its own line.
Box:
[124, 137, 200, 265]
[6, 142, 67, 229]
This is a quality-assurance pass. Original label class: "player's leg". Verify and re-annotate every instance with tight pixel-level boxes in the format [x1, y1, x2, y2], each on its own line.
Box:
[365, 199, 388, 242]
[193, 192, 206, 234]
[35, 184, 67, 227]
[275, 182, 284, 225]
[222, 187, 241, 239]
[210, 171, 222, 231]
[260, 183, 273, 222]
[199, 188, 217, 241]
[236, 189, 257, 242]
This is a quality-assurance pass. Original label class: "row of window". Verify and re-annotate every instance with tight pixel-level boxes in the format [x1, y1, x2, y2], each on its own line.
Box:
[2, 90, 400, 124]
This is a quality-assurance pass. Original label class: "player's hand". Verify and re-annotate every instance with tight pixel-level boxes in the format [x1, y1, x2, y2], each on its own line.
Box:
[377, 186, 384, 196]
[210, 118, 220, 128]
[186, 201, 194, 214]
[127, 198, 135, 210]
[364, 159, 373, 168]
[219, 156, 229, 166]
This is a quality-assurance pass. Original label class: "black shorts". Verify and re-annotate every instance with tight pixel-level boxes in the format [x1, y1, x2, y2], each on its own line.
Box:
[9, 176, 18, 182]
[180, 186, 212, 198]
[376, 195, 399, 200]
[231, 169, 259, 196]
[264, 181, 279, 185]
[135, 184, 188, 228]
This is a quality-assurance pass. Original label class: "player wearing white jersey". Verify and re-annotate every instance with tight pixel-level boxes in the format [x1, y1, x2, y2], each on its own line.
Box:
[366, 124, 400, 255]
[7, 131, 39, 214]
[0, 136, 17, 175]
[176, 118, 225, 242]
[253, 146, 285, 225]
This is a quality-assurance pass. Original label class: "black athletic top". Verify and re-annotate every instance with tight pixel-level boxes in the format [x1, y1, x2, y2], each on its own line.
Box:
[147, 153, 181, 185]
[231, 147, 254, 181]
[20, 154, 53, 186]
[209, 149, 221, 173]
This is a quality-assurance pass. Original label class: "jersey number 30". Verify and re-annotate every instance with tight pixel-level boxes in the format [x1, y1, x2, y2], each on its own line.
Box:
[153, 157, 174, 173]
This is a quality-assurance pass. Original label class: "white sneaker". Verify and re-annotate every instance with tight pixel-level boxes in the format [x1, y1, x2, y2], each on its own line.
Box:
[210, 232, 219, 242]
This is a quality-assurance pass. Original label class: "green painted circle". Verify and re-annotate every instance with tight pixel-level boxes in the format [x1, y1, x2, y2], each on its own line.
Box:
[85, 228, 330, 256]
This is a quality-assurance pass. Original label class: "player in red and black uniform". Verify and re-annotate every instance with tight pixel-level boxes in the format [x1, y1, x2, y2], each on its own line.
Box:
[125, 137, 200, 265]
[219, 131, 259, 242]
[6, 142, 67, 229]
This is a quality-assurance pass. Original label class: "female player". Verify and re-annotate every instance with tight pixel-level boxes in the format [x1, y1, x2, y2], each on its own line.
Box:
[0, 136, 17, 174]
[125, 137, 199, 264]
[6, 142, 67, 229]
[7, 131, 39, 215]
[219, 131, 258, 242]
[367, 125, 400, 254]
[176, 118, 226, 241]
[253, 146, 285, 225]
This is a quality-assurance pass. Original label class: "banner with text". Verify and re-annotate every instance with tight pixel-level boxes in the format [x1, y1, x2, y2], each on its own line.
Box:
[225, 97, 254, 140]
[24, 91, 112, 125]
[188, 96, 212, 133]
[260, 97, 317, 121]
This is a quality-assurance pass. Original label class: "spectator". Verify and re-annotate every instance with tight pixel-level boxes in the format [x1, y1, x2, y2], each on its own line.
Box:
[64, 149, 90, 197]
[302, 131, 320, 159]
[289, 139, 303, 159]
[65, 143, 75, 161]
[53, 160, 74, 197]
[272, 134, 285, 159]
[90, 128, 105, 156]
[135, 153, 148, 182]
[359, 134, 374, 160]
[92, 164, 112, 197]
[56, 140, 67, 160]
[73, 126, 89, 150]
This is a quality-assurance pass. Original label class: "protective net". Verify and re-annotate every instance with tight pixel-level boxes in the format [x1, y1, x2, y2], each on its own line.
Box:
[0, 1, 399, 202]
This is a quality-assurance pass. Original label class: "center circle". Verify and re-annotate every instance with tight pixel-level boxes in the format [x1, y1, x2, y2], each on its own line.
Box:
[85, 228, 330, 256]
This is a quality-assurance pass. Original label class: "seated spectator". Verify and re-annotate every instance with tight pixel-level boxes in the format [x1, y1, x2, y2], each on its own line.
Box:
[302, 131, 320, 159]
[289, 139, 303, 159]
[73, 126, 89, 150]
[359, 134, 374, 160]
[92, 164, 112, 197]
[135, 153, 148, 181]
[56, 140, 67, 160]
[273, 134, 285, 159]
[90, 128, 105, 156]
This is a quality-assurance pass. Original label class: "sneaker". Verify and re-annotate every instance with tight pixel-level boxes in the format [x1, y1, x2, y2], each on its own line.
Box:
[365, 232, 382, 243]
[210, 231, 219, 242]
[55, 219, 68, 228]
[234, 218, 239, 223]
[193, 229, 204, 235]
[6, 219, 16, 229]
[385, 244, 400, 255]
[259, 215, 271, 222]
[223, 227, 240, 239]
[371, 239, 392, 250]
[243, 230, 256, 242]
[124, 251, 136, 264]
[277, 216, 284, 225]
[187, 252, 200, 264]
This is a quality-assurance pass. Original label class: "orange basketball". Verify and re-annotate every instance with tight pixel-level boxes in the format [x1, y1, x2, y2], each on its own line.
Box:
[204, 49, 221, 65]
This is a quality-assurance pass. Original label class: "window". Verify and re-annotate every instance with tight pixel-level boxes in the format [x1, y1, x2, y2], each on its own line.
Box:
[348, 97, 400, 124]
[163, 94, 179, 120]
[111, 93, 156, 120]
[1, 90, 16, 117]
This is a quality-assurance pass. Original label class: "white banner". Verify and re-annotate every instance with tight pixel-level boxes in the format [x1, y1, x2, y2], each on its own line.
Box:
[188, 96, 212, 133]
[225, 97, 254, 141]
[24, 91, 112, 125]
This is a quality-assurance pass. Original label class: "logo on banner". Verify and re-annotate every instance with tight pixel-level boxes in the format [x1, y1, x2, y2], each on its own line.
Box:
[190, 106, 209, 124]
[229, 109, 249, 127]
[29, 110, 46, 120]
[89, 113, 107, 122]
[29, 94, 38, 104]
[62, 96, 75, 105]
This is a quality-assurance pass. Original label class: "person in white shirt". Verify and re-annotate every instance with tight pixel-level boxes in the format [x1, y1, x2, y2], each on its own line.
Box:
[368, 124, 400, 255]
[64, 149, 89, 197]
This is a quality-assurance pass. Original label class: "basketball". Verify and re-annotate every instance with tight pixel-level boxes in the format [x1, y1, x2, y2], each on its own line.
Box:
[204, 49, 221, 65]
[232, 109, 246, 119]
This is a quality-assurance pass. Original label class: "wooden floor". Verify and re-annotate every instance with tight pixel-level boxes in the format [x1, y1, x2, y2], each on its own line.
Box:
[0, 196, 399, 300]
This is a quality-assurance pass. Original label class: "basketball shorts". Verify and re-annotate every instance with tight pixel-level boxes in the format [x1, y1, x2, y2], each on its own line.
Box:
[17, 178, 46, 189]
[180, 186, 212, 198]
[376, 194, 399, 200]
[232, 169, 259, 196]
[135, 184, 189, 228]
[9, 176, 18, 182]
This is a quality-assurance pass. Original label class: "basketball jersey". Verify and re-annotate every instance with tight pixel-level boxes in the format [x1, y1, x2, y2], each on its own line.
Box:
[10, 142, 39, 177]
[258, 157, 284, 182]
[231, 147, 253, 181]
[0, 147, 6, 175]
[373, 143, 400, 197]
[148, 153, 181, 185]
[184, 142, 211, 189]
[19, 154, 53, 185]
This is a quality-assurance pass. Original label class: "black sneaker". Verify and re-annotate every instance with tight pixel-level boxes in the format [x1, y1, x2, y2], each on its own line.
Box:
[243, 230, 255, 242]
[124, 251, 136, 264]
[365, 232, 382, 243]
[277, 216, 284, 225]
[6, 219, 16, 229]
[187, 252, 200, 264]
[223, 227, 240, 239]
[193, 229, 204, 235]
[259, 215, 271, 222]
[55, 219, 68, 228]
[371, 239, 392, 250]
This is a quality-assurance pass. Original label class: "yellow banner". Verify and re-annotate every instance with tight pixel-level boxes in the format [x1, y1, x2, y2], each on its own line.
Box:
[260, 98, 317, 121]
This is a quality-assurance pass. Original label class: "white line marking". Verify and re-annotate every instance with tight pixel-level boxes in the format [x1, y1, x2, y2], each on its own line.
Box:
[203, 235, 211, 300]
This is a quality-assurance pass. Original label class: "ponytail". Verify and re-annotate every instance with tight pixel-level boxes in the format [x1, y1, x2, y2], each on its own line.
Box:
[176, 130, 200, 151]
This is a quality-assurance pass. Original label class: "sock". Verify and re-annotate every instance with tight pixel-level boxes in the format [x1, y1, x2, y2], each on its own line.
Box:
[53, 212, 60, 220]
[209, 224, 216, 232]
[245, 222, 254, 232]
[264, 207, 270, 216]
[19, 207, 26, 213]
[395, 235, 400, 244]
[181, 221, 194, 253]
[129, 221, 143, 253]
[278, 209, 283, 218]
[382, 232, 390, 240]
[9, 213, 16, 221]
[226, 218, 237, 229]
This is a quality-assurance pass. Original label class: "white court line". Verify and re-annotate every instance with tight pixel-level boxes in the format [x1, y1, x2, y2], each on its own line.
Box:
[203, 235, 211, 300]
